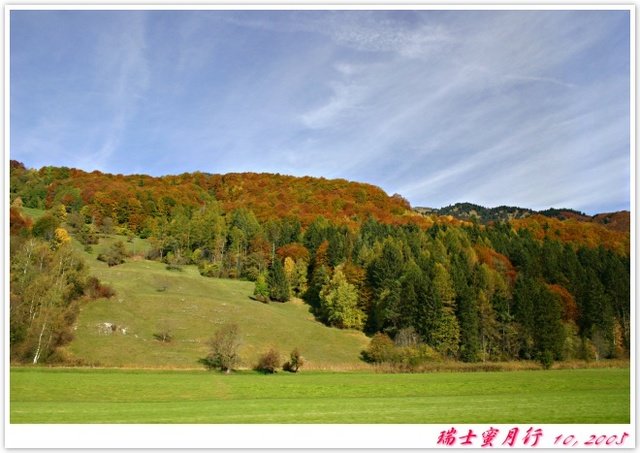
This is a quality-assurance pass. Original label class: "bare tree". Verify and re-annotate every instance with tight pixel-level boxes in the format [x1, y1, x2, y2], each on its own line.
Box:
[153, 319, 175, 343]
[205, 323, 241, 373]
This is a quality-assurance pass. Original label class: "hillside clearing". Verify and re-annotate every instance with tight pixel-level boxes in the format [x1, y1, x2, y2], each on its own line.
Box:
[66, 248, 369, 369]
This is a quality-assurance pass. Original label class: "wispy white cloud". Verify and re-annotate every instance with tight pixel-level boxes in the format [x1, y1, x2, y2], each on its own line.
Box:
[317, 13, 453, 58]
[283, 11, 628, 213]
[10, 10, 629, 214]
[79, 12, 149, 170]
[300, 81, 368, 129]
[11, 11, 150, 172]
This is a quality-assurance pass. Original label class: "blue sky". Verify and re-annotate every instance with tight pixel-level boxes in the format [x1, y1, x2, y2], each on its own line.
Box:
[10, 9, 630, 214]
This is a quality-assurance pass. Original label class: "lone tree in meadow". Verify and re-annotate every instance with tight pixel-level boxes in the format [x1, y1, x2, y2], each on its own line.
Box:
[205, 323, 241, 373]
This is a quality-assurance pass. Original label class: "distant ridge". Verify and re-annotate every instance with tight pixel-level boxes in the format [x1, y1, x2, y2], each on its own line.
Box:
[414, 202, 629, 232]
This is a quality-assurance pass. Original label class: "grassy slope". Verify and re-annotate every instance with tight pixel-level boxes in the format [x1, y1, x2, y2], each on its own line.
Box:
[66, 236, 369, 369]
[10, 367, 630, 423]
[20, 207, 46, 221]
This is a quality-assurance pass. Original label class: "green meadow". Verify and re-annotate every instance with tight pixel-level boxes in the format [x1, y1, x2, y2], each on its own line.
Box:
[10, 367, 629, 423]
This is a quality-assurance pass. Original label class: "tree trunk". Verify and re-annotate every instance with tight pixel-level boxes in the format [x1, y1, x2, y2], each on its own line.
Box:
[33, 321, 47, 364]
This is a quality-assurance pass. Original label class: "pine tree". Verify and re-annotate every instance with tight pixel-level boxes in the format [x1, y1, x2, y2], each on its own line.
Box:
[432, 309, 460, 358]
[366, 238, 404, 333]
[450, 254, 480, 362]
[304, 263, 329, 313]
[532, 283, 566, 366]
[456, 285, 480, 362]
[513, 275, 536, 359]
[268, 259, 290, 302]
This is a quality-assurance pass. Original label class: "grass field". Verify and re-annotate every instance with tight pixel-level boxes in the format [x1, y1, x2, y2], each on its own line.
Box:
[65, 238, 369, 369]
[10, 367, 629, 423]
[20, 206, 46, 221]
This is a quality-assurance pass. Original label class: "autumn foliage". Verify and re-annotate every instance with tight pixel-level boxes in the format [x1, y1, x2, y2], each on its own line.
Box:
[547, 283, 578, 322]
[474, 245, 517, 284]
[276, 242, 310, 262]
[511, 215, 629, 256]
[10, 206, 32, 236]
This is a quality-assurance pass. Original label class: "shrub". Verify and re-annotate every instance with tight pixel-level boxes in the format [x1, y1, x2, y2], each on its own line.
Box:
[47, 348, 81, 365]
[165, 251, 187, 267]
[538, 350, 554, 370]
[283, 348, 304, 372]
[153, 320, 174, 343]
[145, 248, 163, 261]
[362, 333, 395, 363]
[31, 213, 60, 241]
[97, 284, 116, 299]
[394, 344, 440, 369]
[362, 333, 441, 371]
[77, 224, 99, 245]
[256, 348, 281, 374]
[97, 240, 128, 267]
[199, 262, 222, 278]
[204, 324, 241, 373]
[85, 276, 116, 299]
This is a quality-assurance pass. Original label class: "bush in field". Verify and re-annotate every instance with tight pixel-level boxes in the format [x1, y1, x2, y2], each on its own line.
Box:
[198, 262, 222, 278]
[77, 224, 99, 245]
[153, 320, 175, 343]
[256, 348, 281, 374]
[362, 332, 395, 363]
[393, 344, 441, 370]
[203, 324, 241, 373]
[538, 350, 554, 370]
[362, 332, 440, 370]
[283, 348, 304, 373]
[85, 276, 116, 299]
[97, 240, 128, 267]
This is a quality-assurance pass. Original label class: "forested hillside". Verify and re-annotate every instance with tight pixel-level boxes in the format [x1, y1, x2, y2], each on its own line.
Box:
[9, 160, 421, 229]
[9, 162, 630, 368]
